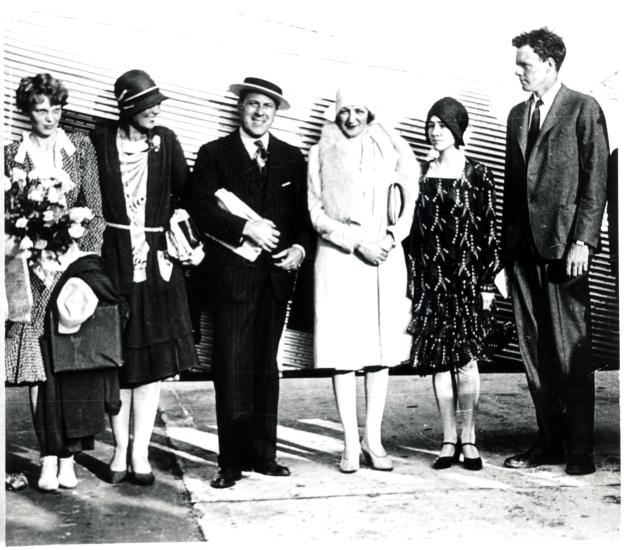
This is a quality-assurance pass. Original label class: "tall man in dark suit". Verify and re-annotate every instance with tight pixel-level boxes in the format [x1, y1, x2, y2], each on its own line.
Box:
[186, 77, 313, 488]
[502, 28, 609, 475]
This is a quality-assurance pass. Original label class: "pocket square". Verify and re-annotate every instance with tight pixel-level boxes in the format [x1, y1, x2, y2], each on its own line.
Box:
[281, 181, 292, 187]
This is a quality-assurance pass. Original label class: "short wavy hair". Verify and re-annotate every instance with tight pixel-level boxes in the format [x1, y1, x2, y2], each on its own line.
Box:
[15, 73, 69, 113]
[512, 28, 566, 72]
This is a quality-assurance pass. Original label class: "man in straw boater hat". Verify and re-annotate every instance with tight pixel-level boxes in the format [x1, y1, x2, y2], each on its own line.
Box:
[186, 77, 313, 488]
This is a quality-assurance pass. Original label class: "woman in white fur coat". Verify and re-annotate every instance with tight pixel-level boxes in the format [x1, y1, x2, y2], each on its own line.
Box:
[307, 88, 420, 473]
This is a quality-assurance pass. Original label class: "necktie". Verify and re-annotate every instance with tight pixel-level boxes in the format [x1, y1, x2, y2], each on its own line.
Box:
[254, 139, 268, 171]
[526, 97, 543, 158]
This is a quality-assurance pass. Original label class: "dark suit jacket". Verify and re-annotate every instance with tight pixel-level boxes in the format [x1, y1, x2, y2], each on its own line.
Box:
[502, 84, 609, 261]
[186, 129, 313, 303]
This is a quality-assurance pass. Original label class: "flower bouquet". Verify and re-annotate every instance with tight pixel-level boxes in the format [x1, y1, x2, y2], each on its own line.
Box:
[4, 167, 94, 321]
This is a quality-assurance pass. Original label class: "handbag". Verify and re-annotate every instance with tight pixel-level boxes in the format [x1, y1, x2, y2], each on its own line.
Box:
[48, 304, 124, 373]
[166, 208, 205, 265]
[387, 182, 404, 226]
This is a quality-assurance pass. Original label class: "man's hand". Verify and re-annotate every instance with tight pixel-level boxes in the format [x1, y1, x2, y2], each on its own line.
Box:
[273, 246, 304, 271]
[243, 219, 280, 252]
[566, 242, 589, 277]
[355, 241, 390, 266]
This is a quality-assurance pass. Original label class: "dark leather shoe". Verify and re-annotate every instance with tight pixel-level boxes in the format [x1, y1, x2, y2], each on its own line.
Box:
[566, 455, 596, 476]
[129, 471, 155, 486]
[254, 461, 291, 476]
[210, 468, 242, 489]
[504, 444, 564, 469]
[104, 467, 127, 484]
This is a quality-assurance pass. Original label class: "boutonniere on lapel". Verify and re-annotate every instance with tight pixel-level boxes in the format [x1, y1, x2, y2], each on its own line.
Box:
[148, 134, 161, 153]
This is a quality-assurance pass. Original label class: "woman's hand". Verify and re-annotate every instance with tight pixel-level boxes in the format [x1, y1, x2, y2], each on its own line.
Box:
[355, 241, 390, 266]
[481, 291, 495, 311]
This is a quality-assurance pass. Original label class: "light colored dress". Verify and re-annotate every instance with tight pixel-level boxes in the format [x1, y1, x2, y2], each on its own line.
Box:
[307, 122, 420, 370]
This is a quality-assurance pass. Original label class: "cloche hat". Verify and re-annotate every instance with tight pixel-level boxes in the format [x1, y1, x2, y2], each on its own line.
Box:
[426, 97, 469, 147]
[114, 69, 168, 118]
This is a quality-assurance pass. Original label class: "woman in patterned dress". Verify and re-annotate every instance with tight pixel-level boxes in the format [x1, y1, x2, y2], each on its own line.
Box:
[91, 70, 198, 485]
[408, 97, 500, 470]
[4, 73, 108, 490]
[308, 87, 419, 473]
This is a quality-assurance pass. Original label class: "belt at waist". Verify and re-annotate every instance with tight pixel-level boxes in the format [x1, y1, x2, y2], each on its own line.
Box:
[106, 221, 164, 232]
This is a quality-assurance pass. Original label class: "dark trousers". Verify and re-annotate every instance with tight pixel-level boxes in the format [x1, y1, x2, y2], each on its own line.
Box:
[510, 258, 595, 458]
[211, 281, 288, 470]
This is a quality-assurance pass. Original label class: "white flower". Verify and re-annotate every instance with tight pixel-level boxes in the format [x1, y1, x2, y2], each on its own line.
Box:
[27, 169, 40, 182]
[42, 210, 55, 224]
[15, 217, 29, 228]
[69, 206, 93, 223]
[68, 223, 86, 239]
[3, 174, 12, 191]
[151, 135, 161, 152]
[19, 236, 33, 250]
[46, 186, 62, 204]
[27, 184, 45, 202]
[34, 239, 48, 250]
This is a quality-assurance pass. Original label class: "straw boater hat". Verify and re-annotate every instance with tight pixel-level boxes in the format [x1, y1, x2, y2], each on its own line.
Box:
[229, 77, 290, 110]
[56, 277, 98, 334]
[114, 69, 168, 118]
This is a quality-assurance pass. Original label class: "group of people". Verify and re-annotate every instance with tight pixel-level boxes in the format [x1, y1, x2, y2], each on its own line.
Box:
[4, 27, 613, 493]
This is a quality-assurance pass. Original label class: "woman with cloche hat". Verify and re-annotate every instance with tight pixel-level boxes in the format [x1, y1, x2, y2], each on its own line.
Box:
[307, 86, 420, 473]
[91, 69, 199, 485]
[407, 97, 501, 471]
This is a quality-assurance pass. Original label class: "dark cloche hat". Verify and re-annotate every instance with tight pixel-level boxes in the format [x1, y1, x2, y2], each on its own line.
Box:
[114, 69, 168, 118]
[426, 96, 469, 147]
[229, 76, 290, 110]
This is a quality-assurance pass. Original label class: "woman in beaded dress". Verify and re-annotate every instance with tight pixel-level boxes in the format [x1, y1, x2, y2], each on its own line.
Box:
[408, 97, 500, 471]
[4, 73, 109, 490]
[91, 70, 198, 485]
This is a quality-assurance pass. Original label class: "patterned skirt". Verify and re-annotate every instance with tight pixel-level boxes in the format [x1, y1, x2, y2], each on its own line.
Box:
[407, 286, 491, 375]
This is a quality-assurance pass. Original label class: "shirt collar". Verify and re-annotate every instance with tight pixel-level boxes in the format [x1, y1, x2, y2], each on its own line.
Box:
[531, 80, 562, 116]
[239, 127, 269, 159]
[14, 128, 76, 164]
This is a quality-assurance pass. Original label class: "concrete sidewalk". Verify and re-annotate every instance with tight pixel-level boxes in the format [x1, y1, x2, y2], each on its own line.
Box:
[4, 371, 622, 546]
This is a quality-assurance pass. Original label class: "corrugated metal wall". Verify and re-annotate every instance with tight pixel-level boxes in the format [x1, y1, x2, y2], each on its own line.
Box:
[3, 13, 618, 372]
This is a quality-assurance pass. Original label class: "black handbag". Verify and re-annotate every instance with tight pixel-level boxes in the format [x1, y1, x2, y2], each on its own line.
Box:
[48, 304, 124, 373]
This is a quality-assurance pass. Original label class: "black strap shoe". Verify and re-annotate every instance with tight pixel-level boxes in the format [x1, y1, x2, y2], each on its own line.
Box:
[461, 442, 483, 471]
[432, 441, 461, 470]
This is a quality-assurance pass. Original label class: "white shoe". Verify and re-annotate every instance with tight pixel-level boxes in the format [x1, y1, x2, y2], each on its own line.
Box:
[58, 456, 78, 488]
[38, 456, 59, 491]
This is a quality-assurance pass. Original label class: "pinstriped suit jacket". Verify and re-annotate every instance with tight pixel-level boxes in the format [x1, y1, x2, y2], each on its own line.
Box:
[187, 129, 313, 302]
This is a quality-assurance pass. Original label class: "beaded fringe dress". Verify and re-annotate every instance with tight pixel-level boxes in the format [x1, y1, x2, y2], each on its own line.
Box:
[408, 159, 499, 375]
